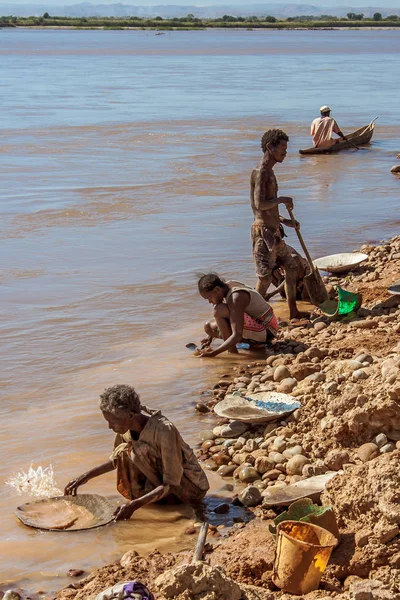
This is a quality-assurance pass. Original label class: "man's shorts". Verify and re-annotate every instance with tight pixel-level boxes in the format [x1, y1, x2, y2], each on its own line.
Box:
[251, 223, 297, 279]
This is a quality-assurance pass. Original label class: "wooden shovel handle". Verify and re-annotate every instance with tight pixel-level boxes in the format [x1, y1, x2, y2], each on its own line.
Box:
[287, 207, 315, 272]
[192, 522, 209, 563]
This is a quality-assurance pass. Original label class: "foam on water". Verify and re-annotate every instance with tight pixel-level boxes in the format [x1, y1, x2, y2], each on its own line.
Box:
[6, 465, 62, 498]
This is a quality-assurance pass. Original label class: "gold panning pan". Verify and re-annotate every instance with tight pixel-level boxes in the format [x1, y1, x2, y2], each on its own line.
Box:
[15, 494, 115, 531]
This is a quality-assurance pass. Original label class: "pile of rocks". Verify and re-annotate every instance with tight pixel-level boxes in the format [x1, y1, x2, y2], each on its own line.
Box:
[196, 236, 400, 509]
[197, 341, 400, 507]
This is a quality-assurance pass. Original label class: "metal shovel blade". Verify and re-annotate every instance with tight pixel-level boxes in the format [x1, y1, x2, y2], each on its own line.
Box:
[304, 269, 329, 306]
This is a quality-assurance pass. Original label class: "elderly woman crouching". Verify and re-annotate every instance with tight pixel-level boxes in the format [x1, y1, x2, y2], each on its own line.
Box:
[65, 385, 209, 520]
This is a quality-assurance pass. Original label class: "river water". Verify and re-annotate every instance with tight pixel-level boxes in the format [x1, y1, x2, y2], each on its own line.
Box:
[1, 28, 399, 595]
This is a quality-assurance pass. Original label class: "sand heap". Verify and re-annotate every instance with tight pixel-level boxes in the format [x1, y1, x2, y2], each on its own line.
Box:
[196, 236, 400, 503]
[153, 561, 274, 600]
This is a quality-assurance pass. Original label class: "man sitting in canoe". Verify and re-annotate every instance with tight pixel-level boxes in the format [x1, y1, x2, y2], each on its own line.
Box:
[311, 106, 347, 148]
[64, 385, 209, 519]
[197, 273, 279, 357]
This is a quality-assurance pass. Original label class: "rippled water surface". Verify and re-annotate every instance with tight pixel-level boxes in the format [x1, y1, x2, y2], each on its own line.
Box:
[1, 28, 399, 595]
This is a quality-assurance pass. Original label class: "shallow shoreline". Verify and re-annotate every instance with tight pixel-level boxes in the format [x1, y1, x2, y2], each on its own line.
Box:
[9, 25, 400, 31]
[18, 235, 398, 600]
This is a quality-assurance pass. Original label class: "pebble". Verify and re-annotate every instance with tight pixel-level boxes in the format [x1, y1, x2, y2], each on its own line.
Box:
[213, 452, 231, 467]
[305, 372, 326, 383]
[3, 593, 21, 600]
[238, 485, 262, 507]
[254, 456, 275, 474]
[244, 439, 259, 452]
[223, 438, 237, 448]
[272, 436, 287, 452]
[373, 433, 388, 448]
[219, 421, 249, 438]
[200, 429, 215, 442]
[283, 445, 303, 459]
[195, 403, 210, 413]
[262, 468, 281, 481]
[380, 442, 395, 454]
[204, 459, 218, 471]
[217, 465, 236, 477]
[314, 322, 327, 331]
[286, 455, 309, 476]
[357, 443, 380, 462]
[324, 449, 350, 471]
[352, 369, 369, 382]
[277, 377, 297, 393]
[273, 365, 291, 382]
[214, 502, 230, 514]
[238, 466, 260, 483]
[304, 347, 324, 360]
[68, 569, 85, 577]
[202, 440, 215, 451]
[355, 353, 373, 364]
[268, 451, 285, 464]
[302, 463, 326, 477]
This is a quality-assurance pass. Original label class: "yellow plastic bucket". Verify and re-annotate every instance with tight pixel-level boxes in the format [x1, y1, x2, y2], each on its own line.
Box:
[272, 520, 338, 595]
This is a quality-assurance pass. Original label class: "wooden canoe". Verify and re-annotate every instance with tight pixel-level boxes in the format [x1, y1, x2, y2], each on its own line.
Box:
[299, 118, 377, 155]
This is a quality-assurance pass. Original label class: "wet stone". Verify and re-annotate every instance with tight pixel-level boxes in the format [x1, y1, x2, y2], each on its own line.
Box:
[200, 430, 216, 442]
[195, 403, 210, 413]
[238, 466, 260, 483]
[204, 459, 218, 471]
[68, 569, 85, 577]
[217, 465, 236, 477]
[213, 502, 230, 514]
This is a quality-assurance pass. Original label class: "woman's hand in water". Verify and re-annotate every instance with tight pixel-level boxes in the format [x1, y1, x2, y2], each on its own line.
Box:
[64, 473, 89, 496]
[198, 347, 217, 358]
[114, 500, 140, 521]
[200, 335, 213, 348]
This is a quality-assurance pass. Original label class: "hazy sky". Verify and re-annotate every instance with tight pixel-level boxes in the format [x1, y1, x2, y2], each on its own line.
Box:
[5, 0, 395, 6]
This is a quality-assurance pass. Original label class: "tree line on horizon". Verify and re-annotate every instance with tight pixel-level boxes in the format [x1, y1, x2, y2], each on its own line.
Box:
[1, 11, 399, 28]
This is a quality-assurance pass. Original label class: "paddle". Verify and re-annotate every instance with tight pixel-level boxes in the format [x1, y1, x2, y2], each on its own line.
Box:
[345, 137, 360, 151]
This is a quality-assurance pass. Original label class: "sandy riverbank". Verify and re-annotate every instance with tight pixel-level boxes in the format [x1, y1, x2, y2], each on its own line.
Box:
[5, 235, 400, 600]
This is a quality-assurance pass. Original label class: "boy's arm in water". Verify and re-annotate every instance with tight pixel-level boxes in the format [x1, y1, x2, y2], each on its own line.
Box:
[64, 460, 115, 495]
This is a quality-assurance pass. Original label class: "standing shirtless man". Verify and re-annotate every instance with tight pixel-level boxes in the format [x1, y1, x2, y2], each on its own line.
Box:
[250, 128, 304, 320]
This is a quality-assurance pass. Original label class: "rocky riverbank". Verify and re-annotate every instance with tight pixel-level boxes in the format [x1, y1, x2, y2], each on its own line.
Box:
[6, 236, 400, 600]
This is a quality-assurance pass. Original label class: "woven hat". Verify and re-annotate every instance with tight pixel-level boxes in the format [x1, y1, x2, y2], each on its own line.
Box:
[15, 494, 114, 531]
[320, 105, 331, 113]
